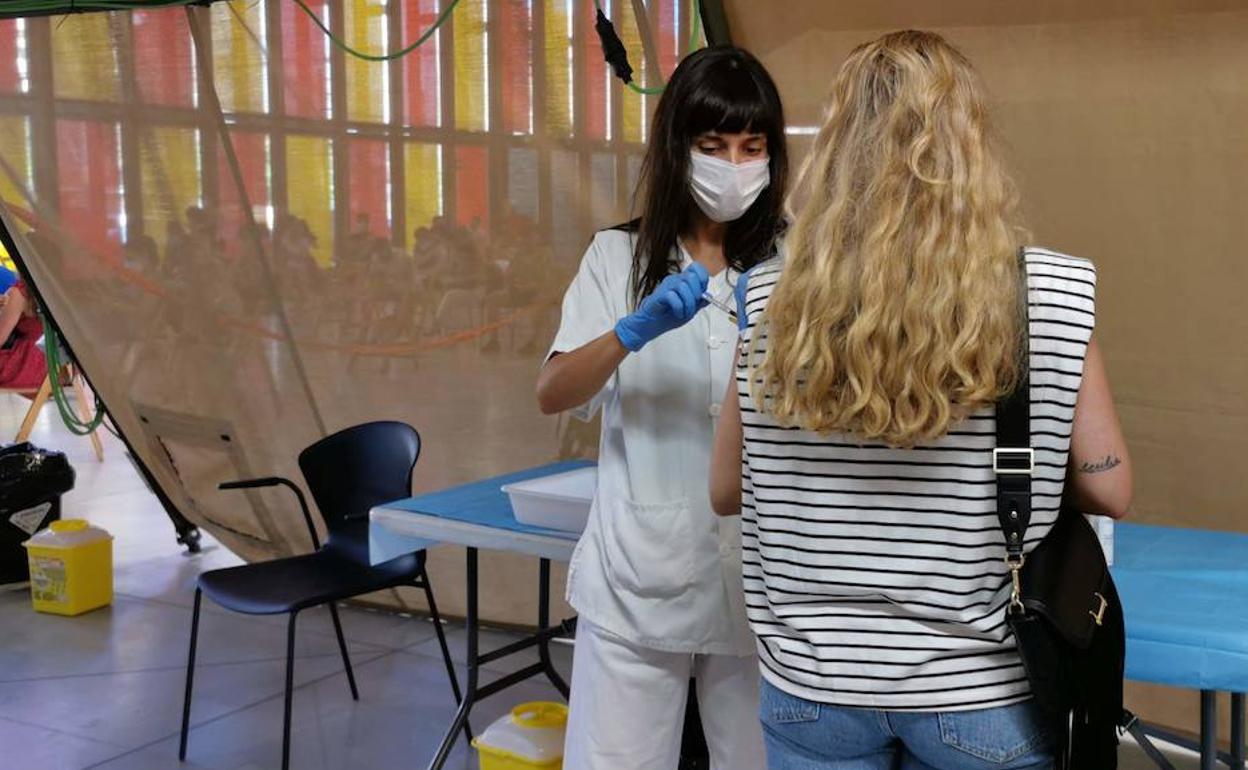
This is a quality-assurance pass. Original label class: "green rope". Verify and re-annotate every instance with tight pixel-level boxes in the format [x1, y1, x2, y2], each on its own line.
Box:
[2, 0, 702, 85]
[0, 0, 458, 54]
[618, 0, 705, 96]
[626, 81, 665, 95]
[290, 0, 461, 63]
[688, 0, 703, 53]
[35, 306, 106, 437]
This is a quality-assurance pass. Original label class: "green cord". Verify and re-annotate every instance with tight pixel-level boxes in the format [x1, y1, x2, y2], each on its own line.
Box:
[604, 0, 704, 96]
[0, 0, 454, 47]
[36, 306, 106, 437]
[688, 0, 703, 53]
[623, 0, 705, 96]
[2, 0, 703, 88]
[626, 81, 665, 95]
[290, 0, 461, 63]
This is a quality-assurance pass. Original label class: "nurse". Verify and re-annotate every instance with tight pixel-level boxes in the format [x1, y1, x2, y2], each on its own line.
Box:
[536, 47, 787, 770]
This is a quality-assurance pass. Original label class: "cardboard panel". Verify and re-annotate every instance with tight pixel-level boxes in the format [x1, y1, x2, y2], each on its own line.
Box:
[724, 0, 1248, 741]
[725, 0, 1248, 531]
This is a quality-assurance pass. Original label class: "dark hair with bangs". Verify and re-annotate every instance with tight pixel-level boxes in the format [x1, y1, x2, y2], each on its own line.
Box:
[628, 45, 787, 305]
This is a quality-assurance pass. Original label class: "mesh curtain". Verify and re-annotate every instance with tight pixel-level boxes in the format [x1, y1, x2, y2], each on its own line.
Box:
[0, 1, 703, 618]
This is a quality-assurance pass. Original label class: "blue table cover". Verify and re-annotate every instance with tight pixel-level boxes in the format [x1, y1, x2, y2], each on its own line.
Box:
[370, 461, 593, 563]
[372, 480, 1248, 694]
[1115, 522, 1248, 692]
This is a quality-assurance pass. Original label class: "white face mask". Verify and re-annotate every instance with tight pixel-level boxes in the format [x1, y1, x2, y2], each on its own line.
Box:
[688, 152, 771, 223]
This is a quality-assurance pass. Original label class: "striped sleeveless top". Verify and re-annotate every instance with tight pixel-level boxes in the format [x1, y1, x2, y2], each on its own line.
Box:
[738, 248, 1096, 712]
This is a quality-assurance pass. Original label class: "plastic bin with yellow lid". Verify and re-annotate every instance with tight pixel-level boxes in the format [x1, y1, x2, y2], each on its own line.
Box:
[472, 701, 567, 770]
[22, 519, 113, 616]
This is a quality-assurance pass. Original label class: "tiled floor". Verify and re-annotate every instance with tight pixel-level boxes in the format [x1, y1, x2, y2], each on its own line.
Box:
[0, 397, 1198, 770]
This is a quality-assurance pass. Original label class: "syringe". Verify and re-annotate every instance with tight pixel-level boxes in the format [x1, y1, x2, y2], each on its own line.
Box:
[702, 292, 737, 323]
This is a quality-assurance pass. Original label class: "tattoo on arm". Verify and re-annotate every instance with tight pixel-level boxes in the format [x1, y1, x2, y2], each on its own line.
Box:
[1079, 455, 1121, 474]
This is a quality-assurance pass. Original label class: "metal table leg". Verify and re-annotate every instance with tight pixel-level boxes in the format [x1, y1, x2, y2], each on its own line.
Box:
[1128, 717, 1181, 770]
[427, 548, 480, 770]
[538, 558, 570, 698]
[1202, 690, 1217, 770]
[1232, 693, 1245, 770]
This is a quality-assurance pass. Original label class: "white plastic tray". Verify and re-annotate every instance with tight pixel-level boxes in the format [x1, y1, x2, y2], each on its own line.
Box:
[502, 466, 596, 533]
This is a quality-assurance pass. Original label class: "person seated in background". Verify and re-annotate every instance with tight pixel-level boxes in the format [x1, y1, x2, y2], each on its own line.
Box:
[273, 214, 323, 296]
[480, 214, 559, 354]
[410, 225, 450, 333]
[439, 219, 487, 292]
[341, 213, 378, 268]
[185, 206, 222, 254]
[162, 220, 190, 279]
[0, 262, 16, 295]
[410, 226, 434, 268]
[123, 235, 160, 275]
[0, 278, 47, 394]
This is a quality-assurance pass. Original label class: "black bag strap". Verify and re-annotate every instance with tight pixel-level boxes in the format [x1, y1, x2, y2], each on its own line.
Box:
[996, 250, 1034, 586]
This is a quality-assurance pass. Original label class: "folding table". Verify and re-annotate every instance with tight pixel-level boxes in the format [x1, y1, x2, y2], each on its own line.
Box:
[1116, 522, 1248, 770]
[370, 460, 590, 770]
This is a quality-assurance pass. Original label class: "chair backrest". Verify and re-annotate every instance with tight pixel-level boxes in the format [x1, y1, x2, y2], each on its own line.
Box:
[297, 421, 420, 548]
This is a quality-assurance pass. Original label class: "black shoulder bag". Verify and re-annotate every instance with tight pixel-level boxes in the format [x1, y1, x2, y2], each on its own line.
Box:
[994, 297, 1127, 770]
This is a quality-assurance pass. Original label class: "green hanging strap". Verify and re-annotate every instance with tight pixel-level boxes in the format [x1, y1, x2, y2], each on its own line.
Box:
[290, 0, 461, 63]
[600, 0, 706, 97]
[35, 305, 107, 437]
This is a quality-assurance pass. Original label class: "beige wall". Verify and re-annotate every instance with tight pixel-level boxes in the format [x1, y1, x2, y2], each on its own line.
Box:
[723, 0, 1248, 742]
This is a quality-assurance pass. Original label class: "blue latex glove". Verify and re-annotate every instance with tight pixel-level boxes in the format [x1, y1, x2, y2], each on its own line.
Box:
[614, 263, 709, 351]
[733, 267, 752, 332]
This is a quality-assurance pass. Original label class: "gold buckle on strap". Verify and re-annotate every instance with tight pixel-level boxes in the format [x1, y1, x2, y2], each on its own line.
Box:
[1090, 592, 1109, 626]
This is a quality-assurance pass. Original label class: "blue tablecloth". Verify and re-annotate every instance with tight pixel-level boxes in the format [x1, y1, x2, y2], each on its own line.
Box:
[385, 460, 592, 536]
[370, 460, 592, 564]
[371, 479, 1248, 694]
[1115, 522, 1248, 693]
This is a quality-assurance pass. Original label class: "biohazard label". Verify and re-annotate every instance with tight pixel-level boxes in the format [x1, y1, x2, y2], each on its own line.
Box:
[9, 502, 52, 536]
[29, 554, 67, 604]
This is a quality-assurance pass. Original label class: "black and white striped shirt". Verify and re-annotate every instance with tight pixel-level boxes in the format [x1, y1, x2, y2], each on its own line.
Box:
[738, 248, 1096, 711]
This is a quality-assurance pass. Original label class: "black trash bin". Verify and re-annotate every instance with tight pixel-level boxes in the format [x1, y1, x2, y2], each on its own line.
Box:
[0, 442, 76, 585]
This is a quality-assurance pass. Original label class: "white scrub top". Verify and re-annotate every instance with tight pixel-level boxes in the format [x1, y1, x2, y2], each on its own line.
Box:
[548, 228, 753, 656]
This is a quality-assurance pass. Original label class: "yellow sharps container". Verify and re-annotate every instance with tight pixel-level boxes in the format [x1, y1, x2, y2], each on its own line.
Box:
[473, 702, 567, 770]
[23, 519, 113, 616]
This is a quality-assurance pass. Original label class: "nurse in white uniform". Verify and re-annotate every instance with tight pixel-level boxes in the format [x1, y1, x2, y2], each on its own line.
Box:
[536, 47, 788, 770]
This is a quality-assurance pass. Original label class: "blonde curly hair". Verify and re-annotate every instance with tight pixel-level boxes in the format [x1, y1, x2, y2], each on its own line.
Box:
[749, 30, 1027, 446]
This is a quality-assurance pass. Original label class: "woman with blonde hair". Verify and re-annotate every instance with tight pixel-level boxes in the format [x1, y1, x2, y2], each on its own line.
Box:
[709, 31, 1131, 769]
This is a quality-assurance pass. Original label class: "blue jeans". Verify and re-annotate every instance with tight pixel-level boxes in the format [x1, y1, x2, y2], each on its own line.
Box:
[759, 679, 1054, 770]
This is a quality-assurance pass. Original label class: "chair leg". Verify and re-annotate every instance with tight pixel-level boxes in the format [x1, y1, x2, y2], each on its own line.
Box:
[420, 569, 472, 742]
[15, 376, 51, 443]
[420, 569, 463, 705]
[179, 588, 202, 761]
[70, 373, 104, 461]
[327, 602, 359, 701]
[282, 611, 299, 770]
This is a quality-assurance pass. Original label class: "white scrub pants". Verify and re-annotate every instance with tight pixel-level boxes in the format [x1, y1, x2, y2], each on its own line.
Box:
[563, 620, 765, 770]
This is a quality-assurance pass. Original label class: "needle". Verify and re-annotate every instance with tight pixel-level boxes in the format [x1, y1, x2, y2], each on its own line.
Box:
[702, 292, 737, 323]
